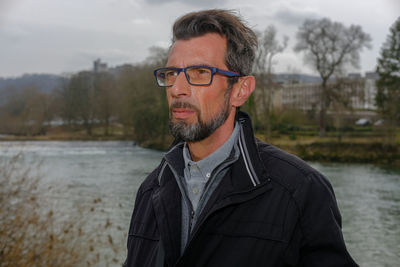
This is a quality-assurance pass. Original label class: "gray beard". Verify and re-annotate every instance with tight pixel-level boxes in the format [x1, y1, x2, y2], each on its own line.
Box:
[169, 97, 231, 142]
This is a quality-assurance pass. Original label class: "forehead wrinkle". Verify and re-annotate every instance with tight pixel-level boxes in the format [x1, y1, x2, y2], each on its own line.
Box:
[167, 33, 227, 69]
[166, 62, 215, 68]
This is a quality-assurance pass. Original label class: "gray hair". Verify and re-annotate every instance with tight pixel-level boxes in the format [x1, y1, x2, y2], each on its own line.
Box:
[172, 9, 258, 77]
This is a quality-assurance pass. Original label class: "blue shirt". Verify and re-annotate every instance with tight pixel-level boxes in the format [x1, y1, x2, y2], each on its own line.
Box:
[182, 123, 240, 213]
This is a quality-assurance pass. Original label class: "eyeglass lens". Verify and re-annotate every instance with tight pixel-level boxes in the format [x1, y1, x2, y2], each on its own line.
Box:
[157, 67, 212, 86]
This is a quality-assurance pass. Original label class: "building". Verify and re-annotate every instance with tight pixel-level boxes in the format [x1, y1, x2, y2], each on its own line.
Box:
[272, 72, 379, 113]
[363, 72, 379, 110]
[279, 82, 320, 111]
[93, 59, 108, 73]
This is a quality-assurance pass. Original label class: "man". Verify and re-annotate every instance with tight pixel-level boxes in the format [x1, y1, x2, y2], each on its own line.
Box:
[124, 9, 358, 267]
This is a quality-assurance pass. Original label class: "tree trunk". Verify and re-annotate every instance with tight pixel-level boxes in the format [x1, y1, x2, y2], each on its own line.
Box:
[265, 79, 273, 140]
[319, 80, 328, 137]
[84, 118, 92, 136]
[103, 118, 109, 136]
[265, 100, 271, 140]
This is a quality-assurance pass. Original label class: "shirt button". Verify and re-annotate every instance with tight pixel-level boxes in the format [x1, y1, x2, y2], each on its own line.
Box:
[206, 173, 211, 178]
[192, 187, 199, 194]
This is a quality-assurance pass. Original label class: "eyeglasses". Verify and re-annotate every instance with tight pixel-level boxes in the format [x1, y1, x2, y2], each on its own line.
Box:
[153, 65, 241, 87]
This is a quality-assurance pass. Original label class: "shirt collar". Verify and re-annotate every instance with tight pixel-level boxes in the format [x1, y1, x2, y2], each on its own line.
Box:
[183, 123, 240, 181]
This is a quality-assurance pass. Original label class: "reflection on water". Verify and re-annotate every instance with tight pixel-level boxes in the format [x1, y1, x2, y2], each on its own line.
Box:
[1, 141, 399, 266]
[0, 141, 163, 266]
[311, 162, 400, 267]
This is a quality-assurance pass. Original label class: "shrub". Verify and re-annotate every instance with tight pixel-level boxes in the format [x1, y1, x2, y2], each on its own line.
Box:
[0, 153, 121, 266]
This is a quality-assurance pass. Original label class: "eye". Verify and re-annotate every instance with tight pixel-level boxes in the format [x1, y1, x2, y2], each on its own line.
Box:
[165, 70, 177, 77]
[196, 68, 210, 74]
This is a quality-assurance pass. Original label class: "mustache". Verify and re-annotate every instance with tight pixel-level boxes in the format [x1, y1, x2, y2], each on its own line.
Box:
[169, 101, 200, 114]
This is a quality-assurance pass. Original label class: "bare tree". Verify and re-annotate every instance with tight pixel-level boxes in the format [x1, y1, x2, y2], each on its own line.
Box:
[0, 86, 53, 136]
[111, 47, 170, 147]
[294, 18, 371, 136]
[93, 72, 117, 136]
[254, 25, 288, 139]
[146, 46, 169, 66]
[64, 71, 96, 135]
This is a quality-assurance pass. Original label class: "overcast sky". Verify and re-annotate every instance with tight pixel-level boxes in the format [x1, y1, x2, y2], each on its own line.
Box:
[0, 0, 399, 78]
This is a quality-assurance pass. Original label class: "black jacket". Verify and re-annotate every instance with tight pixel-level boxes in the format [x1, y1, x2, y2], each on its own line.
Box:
[124, 112, 358, 267]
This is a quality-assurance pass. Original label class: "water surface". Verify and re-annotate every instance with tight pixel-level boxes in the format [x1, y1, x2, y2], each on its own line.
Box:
[0, 141, 399, 266]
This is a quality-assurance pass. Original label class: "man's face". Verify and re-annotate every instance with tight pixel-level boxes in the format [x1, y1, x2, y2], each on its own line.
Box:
[166, 33, 234, 142]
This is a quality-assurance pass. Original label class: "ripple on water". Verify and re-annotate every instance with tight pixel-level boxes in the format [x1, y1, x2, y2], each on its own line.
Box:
[1, 142, 399, 266]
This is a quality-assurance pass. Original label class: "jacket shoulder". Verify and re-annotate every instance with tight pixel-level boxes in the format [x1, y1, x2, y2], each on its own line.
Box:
[256, 138, 340, 220]
[253, 142, 354, 265]
[256, 139, 331, 193]
[136, 160, 164, 196]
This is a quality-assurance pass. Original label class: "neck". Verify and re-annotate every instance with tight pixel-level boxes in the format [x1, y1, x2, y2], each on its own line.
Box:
[187, 112, 235, 162]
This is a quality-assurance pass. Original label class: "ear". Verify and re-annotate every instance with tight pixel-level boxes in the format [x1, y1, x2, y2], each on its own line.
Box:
[230, 76, 256, 107]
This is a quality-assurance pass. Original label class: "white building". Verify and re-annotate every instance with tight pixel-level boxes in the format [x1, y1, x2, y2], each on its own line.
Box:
[273, 72, 378, 112]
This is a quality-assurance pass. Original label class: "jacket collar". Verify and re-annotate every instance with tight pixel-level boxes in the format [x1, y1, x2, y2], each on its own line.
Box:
[160, 111, 269, 187]
[152, 111, 270, 265]
[236, 111, 269, 184]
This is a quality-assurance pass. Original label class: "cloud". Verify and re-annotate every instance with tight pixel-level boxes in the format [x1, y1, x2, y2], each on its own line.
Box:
[0, 0, 395, 77]
[0, 24, 30, 45]
[145, 0, 227, 7]
[131, 18, 152, 25]
[272, 7, 320, 26]
[0, 0, 18, 13]
[154, 40, 170, 47]
[0, 21, 146, 76]
[78, 48, 134, 62]
[386, 0, 400, 16]
[0, 0, 21, 25]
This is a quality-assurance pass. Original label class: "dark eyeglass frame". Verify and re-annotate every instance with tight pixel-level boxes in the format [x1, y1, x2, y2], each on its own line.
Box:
[153, 65, 241, 87]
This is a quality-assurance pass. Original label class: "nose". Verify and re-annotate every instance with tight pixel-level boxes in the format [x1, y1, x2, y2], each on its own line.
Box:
[169, 71, 191, 98]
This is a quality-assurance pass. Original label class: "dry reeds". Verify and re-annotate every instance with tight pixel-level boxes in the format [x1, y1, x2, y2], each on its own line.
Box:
[0, 153, 122, 266]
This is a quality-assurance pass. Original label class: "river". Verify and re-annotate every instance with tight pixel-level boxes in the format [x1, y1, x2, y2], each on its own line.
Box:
[0, 141, 399, 266]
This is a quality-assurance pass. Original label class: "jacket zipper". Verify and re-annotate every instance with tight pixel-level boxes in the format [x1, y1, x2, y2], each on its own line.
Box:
[176, 181, 272, 266]
[182, 149, 240, 253]
[158, 160, 195, 246]
[173, 169, 195, 244]
[189, 210, 195, 231]
[186, 197, 195, 241]
[180, 125, 261, 253]
[175, 174, 195, 244]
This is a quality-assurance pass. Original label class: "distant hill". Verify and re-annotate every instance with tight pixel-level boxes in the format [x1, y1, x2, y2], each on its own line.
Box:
[0, 71, 322, 105]
[0, 74, 65, 105]
[0, 74, 64, 93]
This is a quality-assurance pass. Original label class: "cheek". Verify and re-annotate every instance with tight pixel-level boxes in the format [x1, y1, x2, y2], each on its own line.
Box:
[166, 90, 180, 107]
[198, 91, 226, 116]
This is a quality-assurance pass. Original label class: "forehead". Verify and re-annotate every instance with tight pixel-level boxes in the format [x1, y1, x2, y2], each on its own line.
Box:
[167, 33, 227, 68]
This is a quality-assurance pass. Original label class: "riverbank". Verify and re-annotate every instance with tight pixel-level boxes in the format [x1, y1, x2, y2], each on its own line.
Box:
[267, 136, 400, 165]
[1, 126, 399, 166]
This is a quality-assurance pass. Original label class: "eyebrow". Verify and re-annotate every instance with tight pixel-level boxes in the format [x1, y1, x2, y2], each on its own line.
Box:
[165, 62, 213, 68]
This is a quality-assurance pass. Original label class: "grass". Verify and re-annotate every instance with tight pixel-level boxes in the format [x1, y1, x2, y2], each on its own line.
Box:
[1, 124, 399, 165]
[258, 131, 400, 165]
[0, 124, 130, 141]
